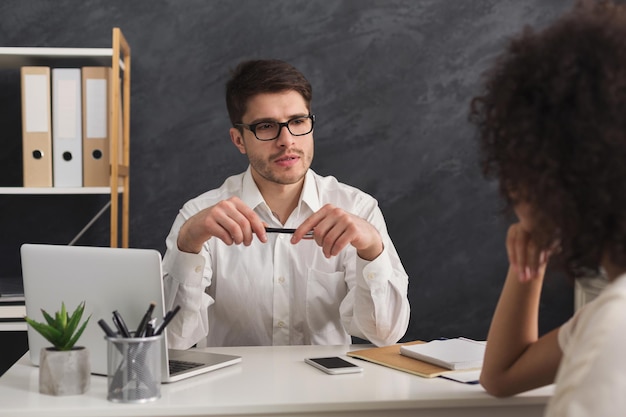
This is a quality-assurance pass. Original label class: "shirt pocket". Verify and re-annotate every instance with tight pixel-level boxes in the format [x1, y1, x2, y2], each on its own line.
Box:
[305, 268, 348, 334]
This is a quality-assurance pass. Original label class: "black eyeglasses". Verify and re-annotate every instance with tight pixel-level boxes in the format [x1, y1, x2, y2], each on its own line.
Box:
[235, 114, 315, 141]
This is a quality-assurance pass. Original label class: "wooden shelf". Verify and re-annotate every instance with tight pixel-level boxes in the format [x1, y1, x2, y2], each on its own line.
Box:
[0, 187, 123, 195]
[0, 47, 124, 69]
[0, 28, 131, 248]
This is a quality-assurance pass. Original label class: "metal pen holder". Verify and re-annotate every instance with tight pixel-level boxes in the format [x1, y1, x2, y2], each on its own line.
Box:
[106, 333, 162, 403]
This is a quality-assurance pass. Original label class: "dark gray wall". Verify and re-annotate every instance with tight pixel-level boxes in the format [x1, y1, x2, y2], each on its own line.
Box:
[0, 0, 576, 343]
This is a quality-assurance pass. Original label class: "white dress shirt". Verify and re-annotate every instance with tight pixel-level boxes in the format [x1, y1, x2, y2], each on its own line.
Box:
[163, 167, 410, 349]
[544, 272, 626, 416]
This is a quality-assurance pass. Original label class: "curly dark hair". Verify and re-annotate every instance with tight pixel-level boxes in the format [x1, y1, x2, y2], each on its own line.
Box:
[469, 0, 626, 277]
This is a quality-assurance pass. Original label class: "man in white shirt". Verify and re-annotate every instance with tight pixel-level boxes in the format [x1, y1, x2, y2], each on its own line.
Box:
[163, 59, 410, 349]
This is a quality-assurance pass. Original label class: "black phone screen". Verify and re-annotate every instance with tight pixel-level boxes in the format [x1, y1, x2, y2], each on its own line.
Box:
[309, 357, 359, 368]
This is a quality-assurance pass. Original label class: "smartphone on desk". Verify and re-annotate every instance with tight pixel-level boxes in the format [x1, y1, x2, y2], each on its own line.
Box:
[305, 356, 363, 375]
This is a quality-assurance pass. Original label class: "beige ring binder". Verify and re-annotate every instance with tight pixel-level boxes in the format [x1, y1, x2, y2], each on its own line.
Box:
[21, 66, 53, 187]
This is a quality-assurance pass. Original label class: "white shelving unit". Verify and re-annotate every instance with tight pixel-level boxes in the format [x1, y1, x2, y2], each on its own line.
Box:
[0, 27, 131, 249]
[0, 187, 123, 194]
[0, 47, 121, 66]
[0, 28, 131, 330]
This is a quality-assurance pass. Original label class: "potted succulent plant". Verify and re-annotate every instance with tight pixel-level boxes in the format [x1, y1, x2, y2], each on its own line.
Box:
[24, 301, 91, 395]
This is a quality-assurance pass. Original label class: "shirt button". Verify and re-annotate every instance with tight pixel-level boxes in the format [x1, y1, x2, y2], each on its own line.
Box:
[367, 273, 375, 280]
[194, 265, 202, 273]
[279, 234, 285, 240]
[278, 276, 285, 284]
[277, 321, 286, 328]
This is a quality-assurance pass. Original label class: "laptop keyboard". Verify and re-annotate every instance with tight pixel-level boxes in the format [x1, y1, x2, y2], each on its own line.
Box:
[169, 359, 204, 375]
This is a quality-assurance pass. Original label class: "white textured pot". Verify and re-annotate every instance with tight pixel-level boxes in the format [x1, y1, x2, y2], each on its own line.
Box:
[39, 347, 90, 396]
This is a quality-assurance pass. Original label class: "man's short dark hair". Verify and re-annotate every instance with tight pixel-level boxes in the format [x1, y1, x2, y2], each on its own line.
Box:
[226, 59, 312, 126]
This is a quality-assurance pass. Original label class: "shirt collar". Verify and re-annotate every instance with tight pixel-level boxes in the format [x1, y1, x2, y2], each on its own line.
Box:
[240, 166, 321, 215]
[241, 166, 265, 209]
[300, 169, 321, 213]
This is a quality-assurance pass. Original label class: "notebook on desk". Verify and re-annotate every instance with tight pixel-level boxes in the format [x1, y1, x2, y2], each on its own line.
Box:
[20, 243, 241, 383]
[399, 337, 485, 370]
[348, 339, 483, 384]
[347, 341, 452, 378]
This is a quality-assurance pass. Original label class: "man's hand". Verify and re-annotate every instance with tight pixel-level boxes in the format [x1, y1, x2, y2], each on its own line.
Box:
[177, 196, 267, 254]
[291, 204, 383, 261]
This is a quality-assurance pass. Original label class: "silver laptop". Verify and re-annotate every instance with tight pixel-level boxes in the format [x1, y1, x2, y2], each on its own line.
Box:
[21, 243, 241, 383]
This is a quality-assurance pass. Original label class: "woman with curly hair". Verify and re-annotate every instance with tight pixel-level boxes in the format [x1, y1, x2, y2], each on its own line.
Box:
[470, 0, 626, 414]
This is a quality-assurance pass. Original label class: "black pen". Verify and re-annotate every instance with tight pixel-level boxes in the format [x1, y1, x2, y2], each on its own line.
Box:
[265, 227, 314, 238]
[154, 305, 181, 335]
[265, 227, 297, 233]
[98, 318, 117, 338]
[112, 310, 131, 338]
[145, 317, 157, 337]
[135, 301, 156, 337]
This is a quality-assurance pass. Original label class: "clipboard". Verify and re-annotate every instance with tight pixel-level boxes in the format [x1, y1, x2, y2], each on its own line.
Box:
[347, 341, 453, 378]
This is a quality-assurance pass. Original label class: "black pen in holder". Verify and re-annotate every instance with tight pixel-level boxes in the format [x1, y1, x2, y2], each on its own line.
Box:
[106, 332, 163, 403]
[99, 304, 181, 402]
[154, 305, 181, 336]
[111, 310, 131, 338]
[135, 302, 156, 338]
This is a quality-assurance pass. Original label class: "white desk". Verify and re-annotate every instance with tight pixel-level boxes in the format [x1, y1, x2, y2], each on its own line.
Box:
[0, 344, 553, 417]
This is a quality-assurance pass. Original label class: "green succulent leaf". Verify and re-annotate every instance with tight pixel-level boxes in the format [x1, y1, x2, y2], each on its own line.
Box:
[62, 316, 91, 350]
[42, 309, 56, 327]
[24, 317, 63, 345]
[24, 301, 89, 350]
[59, 302, 67, 329]
[58, 304, 87, 349]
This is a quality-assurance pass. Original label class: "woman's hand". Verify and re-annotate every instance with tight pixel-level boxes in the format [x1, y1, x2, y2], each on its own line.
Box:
[506, 223, 549, 283]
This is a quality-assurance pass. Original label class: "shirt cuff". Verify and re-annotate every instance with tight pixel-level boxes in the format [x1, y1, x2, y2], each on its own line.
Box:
[357, 247, 393, 289]
[167, 247, 206, 287]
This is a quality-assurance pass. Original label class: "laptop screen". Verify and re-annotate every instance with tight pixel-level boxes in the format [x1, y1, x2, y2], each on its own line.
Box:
[21, 244, 169, 377]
